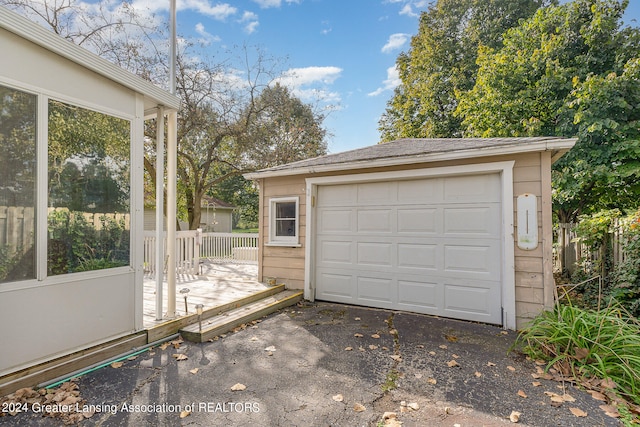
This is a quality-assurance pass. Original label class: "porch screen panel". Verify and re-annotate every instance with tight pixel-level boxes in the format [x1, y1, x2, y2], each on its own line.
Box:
[47, 100, 131, 275]
[0, 85, 37, 283]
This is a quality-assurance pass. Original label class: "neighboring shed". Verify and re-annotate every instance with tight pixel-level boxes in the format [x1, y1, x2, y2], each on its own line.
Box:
[0, 7, 180, 384]
[245, 137, 576, 330]
[200, 196, 236, 233]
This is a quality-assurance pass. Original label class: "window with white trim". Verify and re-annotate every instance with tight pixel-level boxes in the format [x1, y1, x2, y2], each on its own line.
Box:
[268, 197, 299, 245]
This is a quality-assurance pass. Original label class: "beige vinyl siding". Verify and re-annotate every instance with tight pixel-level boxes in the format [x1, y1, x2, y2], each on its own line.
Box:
[258, 151, 553, 329]
[259, 176, 308, 288]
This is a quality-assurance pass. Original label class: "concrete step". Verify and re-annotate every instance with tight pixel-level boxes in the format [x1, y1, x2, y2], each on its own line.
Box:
[180, 290, 303, 343]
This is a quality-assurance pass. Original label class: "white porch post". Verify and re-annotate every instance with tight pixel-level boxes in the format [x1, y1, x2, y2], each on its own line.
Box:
[166, 110, 178, 318]
[155, 107, 165, 320]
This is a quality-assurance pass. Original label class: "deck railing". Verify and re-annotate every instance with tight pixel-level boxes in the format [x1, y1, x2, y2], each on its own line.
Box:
[143, 230, 258, 275]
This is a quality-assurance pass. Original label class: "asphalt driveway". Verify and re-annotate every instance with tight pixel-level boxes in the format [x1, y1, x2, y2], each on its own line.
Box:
[1, 302, 619, 426]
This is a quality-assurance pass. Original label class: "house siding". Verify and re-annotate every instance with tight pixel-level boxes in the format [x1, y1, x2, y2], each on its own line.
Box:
[258, 151, 553, 329]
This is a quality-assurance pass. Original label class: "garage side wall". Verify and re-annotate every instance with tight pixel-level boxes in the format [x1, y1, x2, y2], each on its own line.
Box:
[258, 152, 553, 329]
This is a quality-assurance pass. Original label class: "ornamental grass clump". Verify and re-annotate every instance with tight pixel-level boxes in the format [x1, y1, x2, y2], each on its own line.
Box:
[517, 300, 640, 409]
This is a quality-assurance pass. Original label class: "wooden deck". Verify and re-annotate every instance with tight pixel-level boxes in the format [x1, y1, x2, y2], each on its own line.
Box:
[143, 262, 267, 329]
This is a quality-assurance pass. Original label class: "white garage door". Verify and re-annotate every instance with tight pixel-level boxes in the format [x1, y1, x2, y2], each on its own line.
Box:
[314, 173, 503, 324]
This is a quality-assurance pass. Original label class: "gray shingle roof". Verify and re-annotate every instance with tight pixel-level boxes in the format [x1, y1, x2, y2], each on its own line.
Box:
[246, 137, 576, 178]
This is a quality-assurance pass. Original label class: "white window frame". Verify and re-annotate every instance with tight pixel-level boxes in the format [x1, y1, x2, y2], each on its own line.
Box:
[267, 196, 300, 247]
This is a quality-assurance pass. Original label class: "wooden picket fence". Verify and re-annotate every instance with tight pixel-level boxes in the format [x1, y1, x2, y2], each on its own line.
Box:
[143, 231, 258, 276]
[0, 206, 130, 253]
[554, 219, 629, 276]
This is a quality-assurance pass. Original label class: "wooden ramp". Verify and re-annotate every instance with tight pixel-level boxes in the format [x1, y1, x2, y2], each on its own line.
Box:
[180, 289, 303, 343]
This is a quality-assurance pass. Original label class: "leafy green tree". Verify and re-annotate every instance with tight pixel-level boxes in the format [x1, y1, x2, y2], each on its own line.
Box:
[210, 175, 259, 229]
[456, 0, 640, 221]
[378, 0, 553, 141]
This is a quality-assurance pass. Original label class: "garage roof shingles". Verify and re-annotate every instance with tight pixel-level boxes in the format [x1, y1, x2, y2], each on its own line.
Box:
[246, 137, 576, 178]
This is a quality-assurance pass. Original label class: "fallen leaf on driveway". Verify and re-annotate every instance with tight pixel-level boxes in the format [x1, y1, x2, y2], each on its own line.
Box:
[439, 344, 448, 350]
[250, 336, 259, 341]
[390, 355, 402, 361]
[345, 347, 353, 351]
[264, 346, 276, 352]
[429, 351, 436, 356]
[110, 361, 124, 369]
[532, 381, 541, 387]
[427, 378, 437, 384]
[382, 411, 397, 419]
[159, 342, 171, 351]
[371, 334, 381, 339]
[509, 411, 521, 423]
[179, 410, 190, 418]
[172, 354, 188, 361]
[452, 354, 460, 359]
[447, 360, 460, 368]
[353, 403, 366, 412]
[569, 407, 587, 417]
[414, 373, 423, 379]
[444, 334, 458, 342]
[389, 329, 398, 335]
[189, 368, 199, 374]
[587, 390, 607, 401]
[369, 345, 378, 350]
[332, 394, 344, 402]
[474, 371, 482, 378]
[517, 390, 527, 398]
[561, 394, 576, 402]
[231, 383, 246, 391]
[487, 362, 496, 367]
[354, 333, 364, 338]
[507, 366, 516, 372]
[599, 404, 620, 418]
[354, 317, 361, 321]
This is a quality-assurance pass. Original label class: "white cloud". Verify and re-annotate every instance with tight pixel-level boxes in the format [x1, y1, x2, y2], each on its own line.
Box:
[252, 0, 300, 8]
[181, 0, 237, 19]
[382, 33, 409, 53]
[239, 11, 259, 34]
[396, 0, 429, 18]
[368, 65, 400, 97]
[275, 66, 342, 87]
[131, 0, 237, 20]
[272, 66, 343, 104]
[194, 22, 220, 45]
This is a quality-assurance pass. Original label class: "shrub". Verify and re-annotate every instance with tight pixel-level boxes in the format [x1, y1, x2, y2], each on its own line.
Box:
[517, 300, 640, 412]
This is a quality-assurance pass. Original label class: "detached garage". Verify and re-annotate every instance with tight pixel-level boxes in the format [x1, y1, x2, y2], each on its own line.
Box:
[245, 138, 576, 330]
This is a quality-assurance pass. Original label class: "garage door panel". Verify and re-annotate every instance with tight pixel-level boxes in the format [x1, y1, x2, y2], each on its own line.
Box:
[444, 282, 501, 323]
[318, 209, 353, 233]
[397, 243, 437, 270]
[444, 174, 501, 203]
[318, 240, 353, 264]
[398, 280, 440, 310]
[444, 205, 500, 235]
[397, 208, 438, 234]
[357, 276, 393, 304]
[398, 179, 440, 203]
[357, 242, 393, 266]
[316, 272, 354, 300]
[357, 209, 392, 233]
[357, 181, 395, 204]
[318, 184, 356, 207]
[443, 243, 501, 278]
